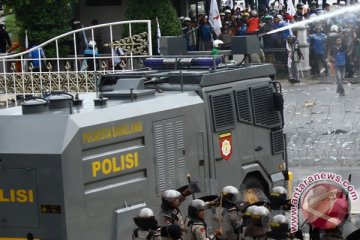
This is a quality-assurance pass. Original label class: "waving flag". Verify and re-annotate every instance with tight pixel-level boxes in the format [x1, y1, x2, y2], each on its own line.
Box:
[287, 0, 296, 16]
[225, 0, 234, 9]
[209, 0, 222, 36]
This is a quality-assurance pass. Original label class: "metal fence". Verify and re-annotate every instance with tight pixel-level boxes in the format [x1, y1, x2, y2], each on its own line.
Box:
[0, 20, 152, 108]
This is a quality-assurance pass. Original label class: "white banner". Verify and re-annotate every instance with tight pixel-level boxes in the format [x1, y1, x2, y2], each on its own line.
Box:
[287, 0, 296, 16]
[225, 0, 234, 9]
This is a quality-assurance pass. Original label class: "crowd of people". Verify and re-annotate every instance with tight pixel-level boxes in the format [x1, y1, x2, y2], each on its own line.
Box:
[1, 1, 360, 92]
[131, 184, 351, 240]
[181, 1, 360, 94]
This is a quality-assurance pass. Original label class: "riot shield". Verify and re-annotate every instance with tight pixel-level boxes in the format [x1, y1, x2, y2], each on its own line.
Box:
[239, 188, 270, 206]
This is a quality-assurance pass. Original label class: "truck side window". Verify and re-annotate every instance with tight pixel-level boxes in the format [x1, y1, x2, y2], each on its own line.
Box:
[210, 93, 235, 132]
[234, 89, 253, 124]
[250, 85, 282, 129]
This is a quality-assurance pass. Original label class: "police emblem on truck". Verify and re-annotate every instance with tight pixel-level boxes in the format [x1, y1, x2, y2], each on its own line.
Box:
[219, 132, 233, 160]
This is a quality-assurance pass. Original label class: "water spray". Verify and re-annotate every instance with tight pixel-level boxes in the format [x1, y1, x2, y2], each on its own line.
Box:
[259, 4, 360, 37]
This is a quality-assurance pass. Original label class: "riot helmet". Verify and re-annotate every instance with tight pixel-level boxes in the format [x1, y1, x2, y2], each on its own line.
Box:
[245, 206, 271, 237]
[222, 185, 241, 209]
[245, 205, 257, 216]
[188, 199, 206, 220]
[243, 205, 257, 226]
[163, 190, 181, 201]
[138, 208, 155, 218]
[162, 190, 181, 210]
[270, 214, 289, 232]
[134, 208, 158, 230]
[272, 186, 287, 195]
[267, 214, 289, 239]
[222, 186, 239, 199]
[270, 186, 288, 209]
[251, 206, 271, 227]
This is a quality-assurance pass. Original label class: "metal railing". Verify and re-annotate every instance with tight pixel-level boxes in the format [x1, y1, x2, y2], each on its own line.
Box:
[0, 20, 152, 108]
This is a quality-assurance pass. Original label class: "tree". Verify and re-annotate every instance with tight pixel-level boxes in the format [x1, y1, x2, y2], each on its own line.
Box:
[125, 0, 182, 54]
[3, 0, 73, 57]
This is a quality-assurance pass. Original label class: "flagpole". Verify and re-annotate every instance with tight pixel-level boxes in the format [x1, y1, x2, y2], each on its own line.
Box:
[25, 30, 29, 50]
[24, 30, 29, 71]
[156, 17, 161, 55]
[196, 2, 199, 20]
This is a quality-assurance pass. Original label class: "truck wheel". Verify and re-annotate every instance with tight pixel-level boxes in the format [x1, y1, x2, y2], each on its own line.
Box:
[243, 175, 268, 194]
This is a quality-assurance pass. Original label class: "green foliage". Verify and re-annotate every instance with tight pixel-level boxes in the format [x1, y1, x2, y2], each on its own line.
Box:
[5, 14, 21, 42]
[3, 0, 73, 57]
[125, 0, 182, 53]
[3, 4, 13, 15]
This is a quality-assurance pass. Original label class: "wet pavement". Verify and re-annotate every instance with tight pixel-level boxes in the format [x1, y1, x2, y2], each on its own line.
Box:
[281, 77, 360, 215]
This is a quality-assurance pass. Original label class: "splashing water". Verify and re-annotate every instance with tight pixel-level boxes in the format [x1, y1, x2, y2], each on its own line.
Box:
[262, 4, 360, 36]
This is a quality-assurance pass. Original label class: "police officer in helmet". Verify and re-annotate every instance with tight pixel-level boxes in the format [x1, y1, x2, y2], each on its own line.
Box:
[221, 186, 248, 239]
[160, 189, 192, 235]
[222, 186, 241, 207]
[133, 208, 162, 240]
[266, 214, 289, 240]
[244, 205, 271, 239]
[188, 199, 222, 240]
[270, 186, 290, 210]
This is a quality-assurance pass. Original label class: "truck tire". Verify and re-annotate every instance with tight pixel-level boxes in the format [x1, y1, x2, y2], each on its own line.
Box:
[243, 175, 268, 194]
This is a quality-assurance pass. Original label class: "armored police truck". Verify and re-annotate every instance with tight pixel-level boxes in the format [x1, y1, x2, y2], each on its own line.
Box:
[0, 57, 288, 240]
